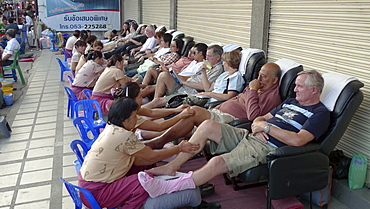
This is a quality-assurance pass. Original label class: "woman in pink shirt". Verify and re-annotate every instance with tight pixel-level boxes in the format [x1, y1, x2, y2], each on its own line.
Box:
[71, 51, 105, 100]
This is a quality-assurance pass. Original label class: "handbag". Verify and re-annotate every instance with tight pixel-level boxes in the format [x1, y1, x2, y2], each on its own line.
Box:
[165, 94, 209, 108]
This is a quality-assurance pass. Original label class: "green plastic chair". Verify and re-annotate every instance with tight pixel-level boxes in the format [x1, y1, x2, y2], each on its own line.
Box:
[2, 48, 25, 85]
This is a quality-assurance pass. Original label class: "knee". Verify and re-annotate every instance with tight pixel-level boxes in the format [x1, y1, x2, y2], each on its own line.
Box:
[190, 106, 206, 117]
[208, 156, 226, 171]
[198, 119, 218, 130]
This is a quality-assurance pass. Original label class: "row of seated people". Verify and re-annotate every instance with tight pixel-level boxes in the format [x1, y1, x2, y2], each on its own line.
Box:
[65, 21, 342, 209]
[76, 67, 343, 209]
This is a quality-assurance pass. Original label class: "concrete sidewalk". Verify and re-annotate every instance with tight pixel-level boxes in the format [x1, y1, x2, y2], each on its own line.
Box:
[0, 49, 78, 208]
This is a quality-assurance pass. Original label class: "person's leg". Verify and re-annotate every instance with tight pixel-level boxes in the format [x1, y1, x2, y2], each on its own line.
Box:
[191, 156, 228, 186]
[141, 85, 156, 98]
[2, 60, 13, 66]
[104, 45, 126, 59]
[142, 67, 158, 87]
[145, 106, 212, 149]
[142, 72, 177, 108]
[124, 68, 139, 77]
[138, 156, 228, 198]
[146, 120, 222, 176]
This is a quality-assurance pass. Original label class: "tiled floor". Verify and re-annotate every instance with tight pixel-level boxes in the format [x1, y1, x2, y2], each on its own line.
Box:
[0, 49, 78, 209]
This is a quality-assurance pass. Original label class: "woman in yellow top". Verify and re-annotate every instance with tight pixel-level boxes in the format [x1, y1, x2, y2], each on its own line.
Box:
[78, 98, 200, 208]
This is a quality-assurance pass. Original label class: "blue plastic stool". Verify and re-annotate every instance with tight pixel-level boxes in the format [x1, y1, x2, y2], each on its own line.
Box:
[56, 58, 71, 81]
[66, 74, 74, 86]
[62, 84, 78, 118]
[73, 99, 107, 133]
[62, 47, 72, 62]
[60, 178, 120, 209]
[0, 116, 11, 138]
[82, 89, 92, 99]
[70, 139, 89, 174]
[72, 117, 100, 149]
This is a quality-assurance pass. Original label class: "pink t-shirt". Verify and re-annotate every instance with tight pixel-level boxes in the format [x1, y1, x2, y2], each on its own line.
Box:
[72, 60, 105, 88]
[218, 84, 281, 120]
[93, 66, 126, 94]
[167, 57, 193, 73]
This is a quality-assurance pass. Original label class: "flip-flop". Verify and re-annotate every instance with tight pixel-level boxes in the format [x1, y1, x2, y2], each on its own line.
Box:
[199, 182, 215, 197]
[192, 200, 221, 209]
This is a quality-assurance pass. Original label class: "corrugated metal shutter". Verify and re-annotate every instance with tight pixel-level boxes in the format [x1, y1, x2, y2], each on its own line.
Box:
[123, 0, 139, 21]
[268, 0, 370, 182]
[177, 0, 252, 48]
[142, 0, 171, 27]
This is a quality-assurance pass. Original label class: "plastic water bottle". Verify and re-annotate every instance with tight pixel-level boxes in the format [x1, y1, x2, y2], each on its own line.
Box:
[348, 154, 368, 189]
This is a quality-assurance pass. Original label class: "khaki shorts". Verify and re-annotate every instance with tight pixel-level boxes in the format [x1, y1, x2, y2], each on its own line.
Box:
[209, 109, 238, 124]
[168, 82, 182, 96]
[209, 123, 276, 177]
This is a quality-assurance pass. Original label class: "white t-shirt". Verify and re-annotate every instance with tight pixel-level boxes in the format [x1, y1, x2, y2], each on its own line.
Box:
[65, 36, 77, 50]
[25, 15, 33, 26]
[140, 36, 156, 51]
[154, 47, 170, 59]
[178, 60, 203, 76]
[2, 38, 20, 61]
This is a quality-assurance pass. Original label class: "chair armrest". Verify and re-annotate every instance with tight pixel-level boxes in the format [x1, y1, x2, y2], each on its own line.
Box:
[267, 143, 321, 161]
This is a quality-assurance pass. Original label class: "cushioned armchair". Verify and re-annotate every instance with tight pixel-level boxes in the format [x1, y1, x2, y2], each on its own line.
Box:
[224, 73, 364, 208]
[181, 36, 195, 57]
[266, 75, 363, 207]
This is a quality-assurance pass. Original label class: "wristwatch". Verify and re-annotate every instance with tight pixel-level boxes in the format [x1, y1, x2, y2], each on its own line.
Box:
[263, 123, 271, 133]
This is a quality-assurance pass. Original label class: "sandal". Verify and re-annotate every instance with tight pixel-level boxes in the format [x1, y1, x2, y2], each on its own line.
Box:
[199, 182, 215, 197]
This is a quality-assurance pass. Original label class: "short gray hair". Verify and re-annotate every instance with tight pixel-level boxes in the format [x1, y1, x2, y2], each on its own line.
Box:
[298, 70, 324, 93]
[6, 29, 16, 38]
[208, 44, 223, 56]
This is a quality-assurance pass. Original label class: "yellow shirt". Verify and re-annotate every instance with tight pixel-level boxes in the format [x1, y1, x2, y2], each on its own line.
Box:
[80, 124, 145, 183]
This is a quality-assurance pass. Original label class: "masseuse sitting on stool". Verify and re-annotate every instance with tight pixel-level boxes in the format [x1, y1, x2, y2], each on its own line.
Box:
[0, 29, 20, 66]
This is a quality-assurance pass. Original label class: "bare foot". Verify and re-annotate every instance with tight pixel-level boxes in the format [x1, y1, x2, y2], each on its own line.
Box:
[146, 164, 177, 176]
[142, 97, 168, 108]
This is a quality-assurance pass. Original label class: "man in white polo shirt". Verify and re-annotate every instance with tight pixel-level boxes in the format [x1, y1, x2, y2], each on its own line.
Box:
[0, 29, 20, 66]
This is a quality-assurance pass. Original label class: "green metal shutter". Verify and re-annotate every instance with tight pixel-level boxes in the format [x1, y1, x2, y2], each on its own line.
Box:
[123, 0, 139, 21]
[268, 0, 370, 182]
[142, 0, 171, 27]
[177, 0, 252, 48]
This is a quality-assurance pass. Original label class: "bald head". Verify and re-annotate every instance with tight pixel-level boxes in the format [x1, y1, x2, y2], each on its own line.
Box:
[263, 63, 281, 79]
[257, 63, 281, 91]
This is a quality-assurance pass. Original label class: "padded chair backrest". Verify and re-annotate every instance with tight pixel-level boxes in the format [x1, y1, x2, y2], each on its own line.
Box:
[275, 58, 304, 101]
[60, 178, 102, 209]
[74, 99, 104, 122]
[155, 25, 167, 33]
[181, 36, 195, 57]
[239, 48, 266, 86]
[70, 139, 89, 166]
[223, 44, 243, 52]
[166, 29, 177, 34]
[317, 75, 364, 155]
[72, 117, 100, 148]
[136, 24, 146, 34]
[172, 31, 185, 41]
